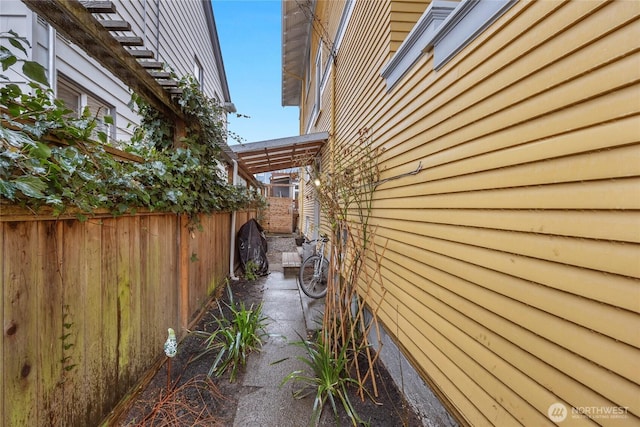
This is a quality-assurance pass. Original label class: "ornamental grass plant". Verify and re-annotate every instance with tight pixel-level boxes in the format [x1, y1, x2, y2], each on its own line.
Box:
[190, 287, 268, 382]
[281, 334, 368, 427]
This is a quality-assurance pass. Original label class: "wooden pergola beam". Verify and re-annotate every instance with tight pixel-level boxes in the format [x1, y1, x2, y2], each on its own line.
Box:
[22, 0, 184, 122]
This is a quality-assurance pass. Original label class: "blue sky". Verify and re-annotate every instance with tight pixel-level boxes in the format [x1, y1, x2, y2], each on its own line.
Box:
[212, 0, 299, 145]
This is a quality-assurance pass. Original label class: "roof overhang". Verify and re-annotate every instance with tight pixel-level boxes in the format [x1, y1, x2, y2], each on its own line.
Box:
[282, 0, 314, 106]
[204, 0, 232, 104]
[231, 132, 328, 174]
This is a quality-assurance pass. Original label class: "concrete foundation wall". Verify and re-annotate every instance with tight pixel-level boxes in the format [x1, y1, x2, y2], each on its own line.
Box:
[366, 309, 459, 427]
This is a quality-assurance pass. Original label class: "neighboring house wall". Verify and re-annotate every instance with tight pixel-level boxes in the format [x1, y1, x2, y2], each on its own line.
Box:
[97, 0, 227, 102]
[291, 0, 640, 425]
[1, 0, 229, 144]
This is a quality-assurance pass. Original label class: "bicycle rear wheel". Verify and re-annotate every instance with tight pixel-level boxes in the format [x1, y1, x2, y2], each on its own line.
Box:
[298, 255, 328, 298]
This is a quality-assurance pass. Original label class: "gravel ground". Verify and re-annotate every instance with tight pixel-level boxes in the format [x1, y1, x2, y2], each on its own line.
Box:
[265, 233, 298, 252]
[264, 233, 299, 272]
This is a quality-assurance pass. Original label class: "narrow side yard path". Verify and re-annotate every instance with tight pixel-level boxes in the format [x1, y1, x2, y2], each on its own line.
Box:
[117, 234, 421, 426]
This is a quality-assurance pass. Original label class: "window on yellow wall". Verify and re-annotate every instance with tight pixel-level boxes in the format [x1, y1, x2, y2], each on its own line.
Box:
[381, 0, 515, 89]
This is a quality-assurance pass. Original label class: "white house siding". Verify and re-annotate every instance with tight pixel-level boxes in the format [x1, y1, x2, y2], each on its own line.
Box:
[1, 0, 229, 144]
[0, 2, 36, 84]
[298, 0, 640, 425]
[105, 0, 226, 102]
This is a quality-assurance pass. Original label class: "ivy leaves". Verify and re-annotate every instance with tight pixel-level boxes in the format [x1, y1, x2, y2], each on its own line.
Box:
[1, 30, 48, 86]
[1, 32, 265, 219]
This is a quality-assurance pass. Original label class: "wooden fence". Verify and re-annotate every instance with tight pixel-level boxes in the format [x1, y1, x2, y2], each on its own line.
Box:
[0, 209, 255, 427]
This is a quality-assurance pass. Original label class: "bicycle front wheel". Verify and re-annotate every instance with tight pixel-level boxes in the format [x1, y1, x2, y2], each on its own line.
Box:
[298, 255, 329, 298]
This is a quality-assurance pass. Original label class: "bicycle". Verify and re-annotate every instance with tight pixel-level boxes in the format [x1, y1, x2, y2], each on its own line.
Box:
[298, 234, 330, 298]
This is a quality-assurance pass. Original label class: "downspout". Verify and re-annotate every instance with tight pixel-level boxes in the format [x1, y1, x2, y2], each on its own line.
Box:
[47, 24, 56, 92]
[229, 159, 239, 280]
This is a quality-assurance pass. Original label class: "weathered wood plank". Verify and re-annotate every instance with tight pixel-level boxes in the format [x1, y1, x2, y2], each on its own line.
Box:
[36, 221, 64, 425]
[60, 219, 87, 426]
[160, 215, 179, 334]
[3, 222, 39, 426]
[282, 252, 302, 267]
[116, 218, 132, 397]
[149, 71, 172, 79]
[139, 215, 159, 363]
[84, 220, 103, 422]
[83, 1, 116, 14]
[101, 218, 119, 408]
[139, 61, 164, 69]
[128, 49, 154, 59]
[128, 216, 142, 375]
[157, 79, 178, 87]
[114, 36, 144, 46]
[0, 223, 4, 424]
[99, 20, 130, 31]
[179, 215, 189, 329]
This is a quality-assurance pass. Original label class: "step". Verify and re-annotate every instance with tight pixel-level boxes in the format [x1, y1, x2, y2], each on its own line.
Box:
[282, 251, 301, 268]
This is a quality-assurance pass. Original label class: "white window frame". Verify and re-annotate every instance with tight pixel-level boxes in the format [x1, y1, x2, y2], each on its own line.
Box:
[304, 0, 354, 133]
[313, 40, 323, 123]
[381, 0, 516, 90]
[56, 74, 115, 142]
[305, 47, 312, 102]
[193, 56, 203, 89]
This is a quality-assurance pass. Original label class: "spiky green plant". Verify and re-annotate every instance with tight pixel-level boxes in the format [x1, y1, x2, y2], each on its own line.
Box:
[244, 259, 259, 281]
[281, 336, 367, 426]
[191, 287, 268, 382]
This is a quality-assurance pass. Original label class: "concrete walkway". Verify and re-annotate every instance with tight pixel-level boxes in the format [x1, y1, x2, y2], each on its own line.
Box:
[232, 269, 326, 426]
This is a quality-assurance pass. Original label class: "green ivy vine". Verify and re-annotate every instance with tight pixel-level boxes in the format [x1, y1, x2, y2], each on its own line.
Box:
[0, 31, 265, 220]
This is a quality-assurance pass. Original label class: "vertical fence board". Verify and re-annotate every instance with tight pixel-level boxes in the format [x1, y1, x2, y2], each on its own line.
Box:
[0, 223, 4, 427]
[129, 216, 142, 375]
[101, 218, 119, 409]
[138, 216, 153, 362]
[84, 219, 103, 423]
[60, 220, 87, 426]
[188, 221, 200, 315]
[215, 215, 222, 282]
[116, 218, 132, 397]
[179, 215, 189, 329]
[160, 215, 179, 335]
[3, 222, 39, 426]
[214, 215, 222, 287]
[152, 216, 167, 351]
[37, 221, 64, 426]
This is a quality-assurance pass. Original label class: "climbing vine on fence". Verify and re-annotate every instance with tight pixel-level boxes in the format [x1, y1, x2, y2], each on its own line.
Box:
[0, 31, 264, 219]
